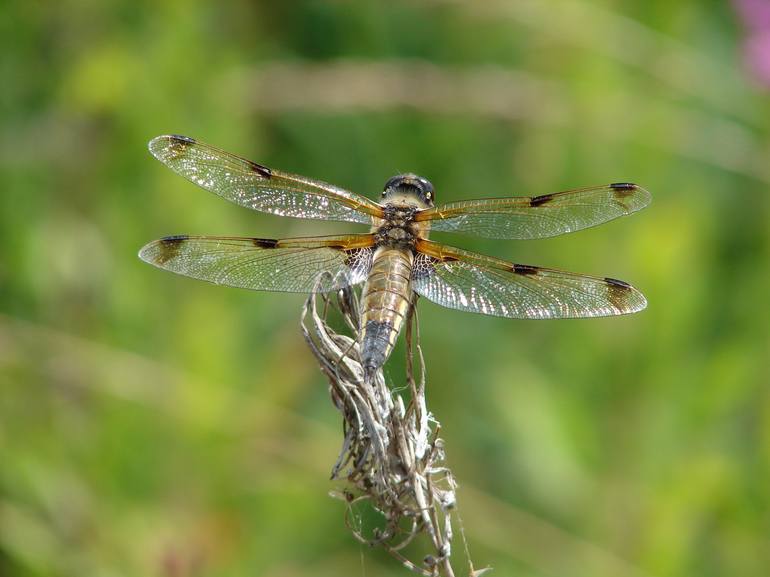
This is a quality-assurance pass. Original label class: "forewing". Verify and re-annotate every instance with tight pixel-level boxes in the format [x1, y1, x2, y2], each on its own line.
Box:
[412, 240, 646, 319]
[415, 183, 650, 239]
[149, 135, 383, 224]
[139, 234, 375, 293]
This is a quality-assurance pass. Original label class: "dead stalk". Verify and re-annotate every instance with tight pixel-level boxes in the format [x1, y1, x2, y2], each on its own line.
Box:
[301, 284, 468, 576]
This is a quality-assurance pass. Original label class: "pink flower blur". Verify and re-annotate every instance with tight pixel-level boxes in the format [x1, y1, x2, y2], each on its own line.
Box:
[733, 0, 770, 87]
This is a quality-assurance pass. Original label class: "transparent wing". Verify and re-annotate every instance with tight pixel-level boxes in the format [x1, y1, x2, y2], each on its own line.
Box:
[415, 183, 650, 239]
[139, 234, 375, 293]
[412, 240, 646, 319]
[149, 135, 384, 224]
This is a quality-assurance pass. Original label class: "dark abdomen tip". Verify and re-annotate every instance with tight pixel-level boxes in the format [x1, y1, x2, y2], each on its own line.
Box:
[360, 320, 393, 379]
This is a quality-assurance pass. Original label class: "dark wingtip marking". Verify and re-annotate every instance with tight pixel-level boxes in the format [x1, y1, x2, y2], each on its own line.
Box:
[605, 276, 632, 289]
[605, 277, 638, 311]
[251, 238, 278, 248]
[151, 135, 195, 160]
[609, 182, 638, 198]
[249, 161, 272, 179]
[161, 234, 190, 242]
[156, 235, 188, 264]
[168, 134, 196, 144]
[513, 264, 539, 276]
[530, 193, 555, 207]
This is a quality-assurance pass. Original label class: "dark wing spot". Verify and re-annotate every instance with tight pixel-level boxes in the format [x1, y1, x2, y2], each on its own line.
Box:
[165, 135, 195, 159]
[248, 160, 272, 179]
[251, 238, 278, 248]
[441, 255, 460, 262]
[168, 135, 196, 144]
[605, 277, 633, 310]
[157, 235, 188, 264]
[609, 182, 638, 198]
[529, 193, 555, 207]
[605, 276, 632, 289]
[513, 264, 540, 276]
[161, 234, 191, 242]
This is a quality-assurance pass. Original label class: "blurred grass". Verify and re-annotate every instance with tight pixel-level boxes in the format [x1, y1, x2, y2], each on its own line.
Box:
[1, 0, 769, 576]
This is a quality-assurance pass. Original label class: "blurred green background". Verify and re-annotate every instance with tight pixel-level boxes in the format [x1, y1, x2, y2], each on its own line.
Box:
[2, 0, 769, 576]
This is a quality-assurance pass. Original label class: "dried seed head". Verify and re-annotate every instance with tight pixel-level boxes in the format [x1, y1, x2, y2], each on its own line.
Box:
[301, 284, 466, 575]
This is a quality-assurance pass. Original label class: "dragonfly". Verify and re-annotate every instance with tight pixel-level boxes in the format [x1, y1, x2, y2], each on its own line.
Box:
[140, 135, 650, 382]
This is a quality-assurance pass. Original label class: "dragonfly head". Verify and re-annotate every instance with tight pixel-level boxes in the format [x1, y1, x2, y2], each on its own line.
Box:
[382, 174, 435, 208]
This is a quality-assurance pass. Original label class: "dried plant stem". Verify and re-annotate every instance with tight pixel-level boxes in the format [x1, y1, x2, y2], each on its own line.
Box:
[301, 285, 468, 576]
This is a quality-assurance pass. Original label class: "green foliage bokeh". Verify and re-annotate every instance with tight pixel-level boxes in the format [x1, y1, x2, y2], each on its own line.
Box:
[1, 1, 768, 576]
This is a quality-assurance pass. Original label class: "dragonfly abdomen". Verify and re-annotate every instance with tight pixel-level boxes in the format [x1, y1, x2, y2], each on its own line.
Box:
[360, 247, 414, 381]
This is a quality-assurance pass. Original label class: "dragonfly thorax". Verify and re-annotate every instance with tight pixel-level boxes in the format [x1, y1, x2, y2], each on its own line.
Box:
[375, 205, 419, 249]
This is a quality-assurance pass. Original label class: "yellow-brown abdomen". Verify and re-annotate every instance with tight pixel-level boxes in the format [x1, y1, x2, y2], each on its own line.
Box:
[360, 247, 414, 380]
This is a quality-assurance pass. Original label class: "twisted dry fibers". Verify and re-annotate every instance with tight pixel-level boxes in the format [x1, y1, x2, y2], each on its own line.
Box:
[301, 283, 488, 576]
